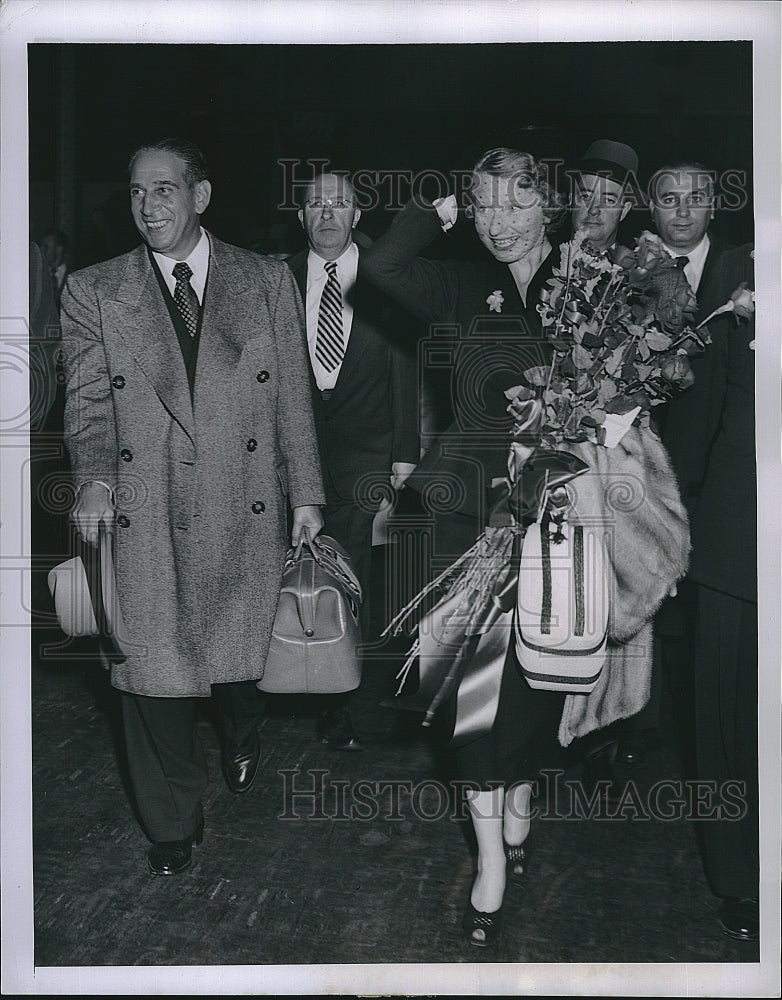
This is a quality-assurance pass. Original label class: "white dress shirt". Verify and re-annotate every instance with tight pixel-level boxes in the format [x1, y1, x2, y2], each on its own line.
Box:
[660, 233, 710, 293]
[305, 241, 358, 391]
[153, 227, 210, 305]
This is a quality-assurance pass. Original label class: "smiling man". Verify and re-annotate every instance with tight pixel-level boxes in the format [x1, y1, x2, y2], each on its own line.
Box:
[61, 138, 324, 876]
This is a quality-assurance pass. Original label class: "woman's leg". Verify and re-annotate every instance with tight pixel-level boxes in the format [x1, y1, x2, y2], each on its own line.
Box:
[504, 780, 534, 846]
[465, 785, 506, 914]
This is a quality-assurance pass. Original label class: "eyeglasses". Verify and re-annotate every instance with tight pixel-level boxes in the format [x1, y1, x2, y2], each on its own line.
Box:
[305, 198, 354, 210]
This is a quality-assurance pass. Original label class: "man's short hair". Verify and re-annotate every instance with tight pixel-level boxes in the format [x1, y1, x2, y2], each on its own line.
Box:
[648, 160, 716, 203]
[128, 138, 210, 187]
[298, 170, 354, 210]
[43, 228, 69, 253]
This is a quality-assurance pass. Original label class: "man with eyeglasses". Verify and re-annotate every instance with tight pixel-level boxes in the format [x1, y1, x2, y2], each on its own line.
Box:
[286, 171, 419, 750]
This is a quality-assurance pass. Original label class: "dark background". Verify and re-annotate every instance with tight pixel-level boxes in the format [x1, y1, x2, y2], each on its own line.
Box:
[29, 41, 753, 265]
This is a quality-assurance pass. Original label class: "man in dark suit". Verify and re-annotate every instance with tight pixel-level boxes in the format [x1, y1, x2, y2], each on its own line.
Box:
[62, 138, 324, 875]
[671, 244, 758, 940]
[286, 171, 419, 750]
[41, 228, 70, 308]
[615, 161, 734, 768]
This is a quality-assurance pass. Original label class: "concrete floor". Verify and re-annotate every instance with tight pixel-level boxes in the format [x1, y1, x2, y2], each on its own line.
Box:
[21, 545, 775, 996]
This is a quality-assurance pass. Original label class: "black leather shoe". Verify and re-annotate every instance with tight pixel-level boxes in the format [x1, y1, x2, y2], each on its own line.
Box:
[463, 900, 503, 947]
[222, 726, 262, 794]
[148, 821, 204, 876]
[316, 707, 364, 751]
[505, 840, 531, 886]
[719, 897, 759, 941]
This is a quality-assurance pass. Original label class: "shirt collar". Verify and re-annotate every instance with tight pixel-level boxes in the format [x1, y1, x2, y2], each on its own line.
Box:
[152, 228, 210, 301]
[660, 232, 710, 268]
[306, 239, 358, 277]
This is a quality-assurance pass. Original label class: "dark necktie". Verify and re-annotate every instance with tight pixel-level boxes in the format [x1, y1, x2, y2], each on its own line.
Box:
[674, 256, 689, 271]
[315, 261, 344, 372]
[172, 261, 199, 337]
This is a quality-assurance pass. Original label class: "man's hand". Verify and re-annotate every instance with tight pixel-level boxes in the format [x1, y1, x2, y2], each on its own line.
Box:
[390, 462, 416, 491]
[71, 481, 114, 545]
[292, 504, 323, 547]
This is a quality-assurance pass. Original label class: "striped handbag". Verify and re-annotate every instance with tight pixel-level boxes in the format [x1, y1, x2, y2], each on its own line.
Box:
[514, 511, 610, 693]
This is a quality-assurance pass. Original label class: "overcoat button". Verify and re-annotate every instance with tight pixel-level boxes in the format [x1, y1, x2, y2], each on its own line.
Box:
[120, 448, 133, 462]
[251, 501, 265, 514]
[117, 515, 130, 527]
[246, 438, 258, 452]
[256, 371, 270, 383]
[112, 375, 126, 389]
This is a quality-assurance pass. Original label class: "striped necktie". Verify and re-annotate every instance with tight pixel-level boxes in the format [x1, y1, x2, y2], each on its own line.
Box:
[172, 261, 199, 337]
[315, 260, 344, 372]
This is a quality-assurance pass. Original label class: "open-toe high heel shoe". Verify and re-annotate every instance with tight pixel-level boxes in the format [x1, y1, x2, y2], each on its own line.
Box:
[462, 900, 503, 947]
[504, 840, 531, 885]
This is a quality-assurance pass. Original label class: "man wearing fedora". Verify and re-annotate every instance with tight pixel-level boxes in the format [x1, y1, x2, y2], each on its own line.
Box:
[569, 138, 639, 253]
[566, 139, 643, 794]
[61, 138, 324, 875]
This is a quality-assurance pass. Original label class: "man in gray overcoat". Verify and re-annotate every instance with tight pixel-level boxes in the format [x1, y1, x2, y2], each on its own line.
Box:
[61, 138, 324, 876]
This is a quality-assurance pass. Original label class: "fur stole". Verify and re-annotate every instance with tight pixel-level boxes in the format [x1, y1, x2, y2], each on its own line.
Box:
[567, 425, 690, 643]
[554, 426, 689, 745]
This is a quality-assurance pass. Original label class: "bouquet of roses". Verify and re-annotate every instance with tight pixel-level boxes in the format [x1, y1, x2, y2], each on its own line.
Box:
[510, 229, 710, 449]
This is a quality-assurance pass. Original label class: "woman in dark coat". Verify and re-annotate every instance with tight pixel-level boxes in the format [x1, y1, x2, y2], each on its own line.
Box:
[363, 148, 569, 945]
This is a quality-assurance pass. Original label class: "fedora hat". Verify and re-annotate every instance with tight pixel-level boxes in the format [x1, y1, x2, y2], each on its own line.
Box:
[579, 139, 639, 184]
[47, 522, 129, 660]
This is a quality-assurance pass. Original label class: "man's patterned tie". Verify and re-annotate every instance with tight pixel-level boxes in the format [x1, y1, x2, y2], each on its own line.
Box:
[172, 261, 199, 337]
[674, 255, 689, 271]
[315, 260, 344, 372]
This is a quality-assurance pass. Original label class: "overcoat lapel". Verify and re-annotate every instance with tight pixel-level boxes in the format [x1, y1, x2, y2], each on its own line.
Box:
[112, 246, 196, 443]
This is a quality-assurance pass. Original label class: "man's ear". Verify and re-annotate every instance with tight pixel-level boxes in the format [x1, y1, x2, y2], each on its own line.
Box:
[194, 180, 212, 215]
[297, 208, 304, 228]
[352, 208, 362, 229]
[620, 200, 632, 223]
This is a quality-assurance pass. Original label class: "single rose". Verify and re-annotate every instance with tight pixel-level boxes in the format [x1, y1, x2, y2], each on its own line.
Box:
[660, 352, 693, 387]
[730, 282, 755, 320]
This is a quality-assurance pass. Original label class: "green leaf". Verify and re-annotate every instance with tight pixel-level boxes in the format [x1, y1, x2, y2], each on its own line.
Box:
[645, 329, 672, 350]
[582, 408, 607, 426]
[572, 344, 593, 370]
[604, 393, 637, 414]
[522, 365, 551, 387]
[604, 344, 626, 376]
[597, 377, 618, 405]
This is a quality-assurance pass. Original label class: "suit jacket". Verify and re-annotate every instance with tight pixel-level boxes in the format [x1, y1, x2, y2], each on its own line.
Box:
[361, 198, 555, 521]
[687, 244, 756, 601]
[658, 231, 735, 497]
[286, 245, 419, 506]
[61, 233, 325, 697]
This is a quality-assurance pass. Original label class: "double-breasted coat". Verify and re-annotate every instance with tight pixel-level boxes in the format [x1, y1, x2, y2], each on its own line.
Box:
[61, 234, 325, 698]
